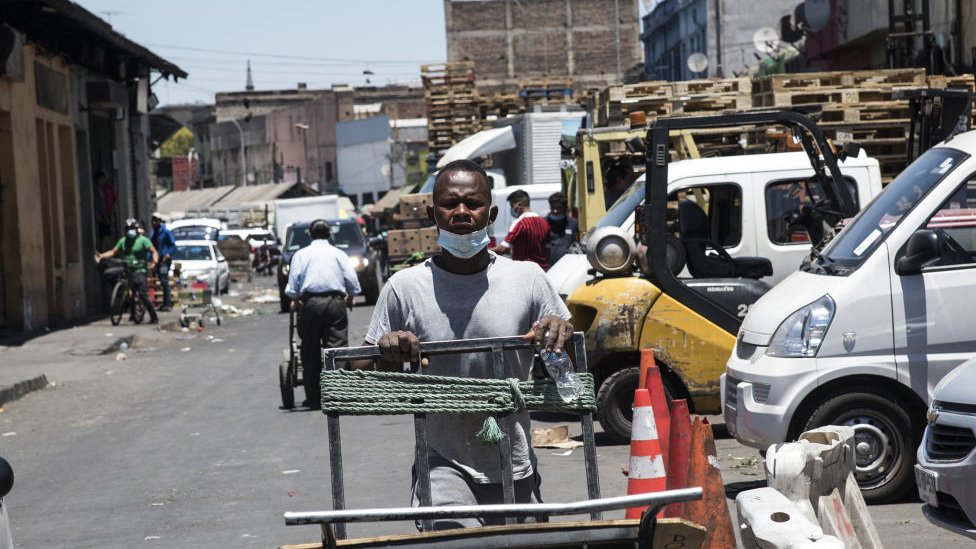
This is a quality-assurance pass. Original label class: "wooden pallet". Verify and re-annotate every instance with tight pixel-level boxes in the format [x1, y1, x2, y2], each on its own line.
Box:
[818, 101, 912, 124]
[673, 77, 750, 96]
[927, 73, 976, 91]
[754, 87, 907, 108]
[677, 95, 752, 114]
[754, 68, 926, 94]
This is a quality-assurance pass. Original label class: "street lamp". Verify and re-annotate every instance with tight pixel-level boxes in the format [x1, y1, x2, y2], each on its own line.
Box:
[294, 122, 310, 186]
[229, 118, 247, 187]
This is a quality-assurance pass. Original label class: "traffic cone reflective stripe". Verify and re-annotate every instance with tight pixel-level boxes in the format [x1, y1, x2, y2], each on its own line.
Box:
[640, 351, 671, 464]
[625, 388, 667, 519]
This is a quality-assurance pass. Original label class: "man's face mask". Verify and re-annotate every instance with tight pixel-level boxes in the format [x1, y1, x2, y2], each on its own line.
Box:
[126, 229, 137, 238]
[436, 222, 491, 259]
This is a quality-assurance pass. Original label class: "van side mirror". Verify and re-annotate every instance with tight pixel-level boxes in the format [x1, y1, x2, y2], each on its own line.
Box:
[896, 230, 941, 275]
[368, 236, 386, 249]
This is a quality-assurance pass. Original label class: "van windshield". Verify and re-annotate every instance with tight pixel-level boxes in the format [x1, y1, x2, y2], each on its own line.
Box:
[818, 147, 969, 272]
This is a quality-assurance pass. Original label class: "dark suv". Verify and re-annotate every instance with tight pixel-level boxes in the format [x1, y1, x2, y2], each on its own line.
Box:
[276, 219, 383, 312]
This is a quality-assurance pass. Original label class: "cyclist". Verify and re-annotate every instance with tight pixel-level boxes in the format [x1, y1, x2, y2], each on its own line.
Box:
[95, 218, 160, 324]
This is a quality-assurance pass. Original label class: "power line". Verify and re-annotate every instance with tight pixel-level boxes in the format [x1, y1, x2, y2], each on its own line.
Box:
[147, 43, 442, 66]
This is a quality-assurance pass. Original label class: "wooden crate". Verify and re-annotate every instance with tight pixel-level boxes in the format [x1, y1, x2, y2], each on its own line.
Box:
[149, 276, 180, 307]
[387, 227, 439, 257]
[399, 193, 433, 220]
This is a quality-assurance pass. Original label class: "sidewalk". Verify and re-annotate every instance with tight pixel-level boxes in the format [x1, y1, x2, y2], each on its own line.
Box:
[0, 309, 206, 408]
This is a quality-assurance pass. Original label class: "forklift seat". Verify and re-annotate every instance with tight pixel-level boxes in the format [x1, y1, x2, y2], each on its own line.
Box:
[678, 200, 773, 279]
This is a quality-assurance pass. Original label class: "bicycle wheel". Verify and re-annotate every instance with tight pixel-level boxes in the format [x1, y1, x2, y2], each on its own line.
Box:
[109, 282, 126, 326]
[131, 289, 145, 324]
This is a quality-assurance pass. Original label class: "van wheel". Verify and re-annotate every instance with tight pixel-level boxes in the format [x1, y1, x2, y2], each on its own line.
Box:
[799, 390, 918, 504]
[596, 366, 674, 444]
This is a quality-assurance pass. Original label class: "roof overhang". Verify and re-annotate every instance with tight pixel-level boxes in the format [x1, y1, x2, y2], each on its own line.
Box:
[1, 0, 186, 80]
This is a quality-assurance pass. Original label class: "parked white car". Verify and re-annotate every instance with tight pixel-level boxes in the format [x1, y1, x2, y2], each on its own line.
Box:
[173, 240, 230, 295]
[169, 218, 223, 241]
[916, 358, 976, 539]
[723, 130, 976, 504]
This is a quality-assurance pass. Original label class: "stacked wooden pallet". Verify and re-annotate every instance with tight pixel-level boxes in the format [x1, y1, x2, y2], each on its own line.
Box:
[585, 80, 672, 127]
[479, 92, 523, 127]
[422, 62, 480, 156]
[518, 78, 574, 107]
[148, 276, 180, 308]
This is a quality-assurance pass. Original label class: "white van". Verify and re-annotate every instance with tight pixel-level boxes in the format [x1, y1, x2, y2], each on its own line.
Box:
[723, 130, 976, 504]
[547, 151, 883, 298]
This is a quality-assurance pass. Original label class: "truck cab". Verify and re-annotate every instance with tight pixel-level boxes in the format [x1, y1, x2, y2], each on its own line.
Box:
[724, 130, 976, 504]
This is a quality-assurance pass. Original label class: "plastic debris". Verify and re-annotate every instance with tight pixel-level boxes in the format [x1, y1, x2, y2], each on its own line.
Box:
[115, 353, 127, 361]
[180, 347, 191, 352]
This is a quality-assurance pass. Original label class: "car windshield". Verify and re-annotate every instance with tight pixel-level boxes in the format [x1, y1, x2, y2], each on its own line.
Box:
[173, 226, 218, 241]
[173, 245, 214, 261]
[819, 147, 970, 271]
[286, 223, 365, 252]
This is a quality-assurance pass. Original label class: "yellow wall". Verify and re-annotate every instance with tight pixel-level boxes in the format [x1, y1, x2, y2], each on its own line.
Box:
[0, 44, 83, 330]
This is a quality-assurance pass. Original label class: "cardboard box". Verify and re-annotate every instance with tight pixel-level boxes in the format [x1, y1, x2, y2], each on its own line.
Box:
[387, 227, 440, 257]
[399, 193, 433, 220]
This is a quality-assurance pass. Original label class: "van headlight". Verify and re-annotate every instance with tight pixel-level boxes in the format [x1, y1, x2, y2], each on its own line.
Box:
[586, 226, 636, 275]
[348, 255, 367, 269]
[766, 295, 835, 358]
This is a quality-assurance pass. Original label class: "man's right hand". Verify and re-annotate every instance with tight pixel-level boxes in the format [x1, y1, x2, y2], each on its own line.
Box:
[377, 331, 423, 365]
[289, 299, 301, 312]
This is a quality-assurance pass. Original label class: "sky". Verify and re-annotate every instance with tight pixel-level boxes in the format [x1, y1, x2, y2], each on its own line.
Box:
[73, 0, 449, 106]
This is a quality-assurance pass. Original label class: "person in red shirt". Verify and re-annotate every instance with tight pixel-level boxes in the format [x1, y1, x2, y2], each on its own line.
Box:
[491, 189, 551, 270]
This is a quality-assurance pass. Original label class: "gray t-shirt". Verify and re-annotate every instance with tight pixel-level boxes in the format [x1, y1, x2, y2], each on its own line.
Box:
[365, 253, 570, 484]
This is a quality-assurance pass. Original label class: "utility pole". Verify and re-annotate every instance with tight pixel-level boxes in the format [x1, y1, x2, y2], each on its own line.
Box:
[614, 0, 622, 81]
[295, 123, 310, 187]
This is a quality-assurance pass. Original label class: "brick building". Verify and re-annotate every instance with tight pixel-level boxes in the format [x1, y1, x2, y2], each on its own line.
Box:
[444, 0, 642, 93]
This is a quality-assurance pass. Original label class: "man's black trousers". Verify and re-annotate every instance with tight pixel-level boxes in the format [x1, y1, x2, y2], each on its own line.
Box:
[297, 295, 348, 409]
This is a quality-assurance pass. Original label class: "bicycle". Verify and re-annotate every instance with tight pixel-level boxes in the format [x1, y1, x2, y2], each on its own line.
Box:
[99, 258, 148, 326]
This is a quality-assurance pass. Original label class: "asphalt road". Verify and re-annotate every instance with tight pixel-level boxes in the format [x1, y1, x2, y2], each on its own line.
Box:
[0, 279, 967, 548]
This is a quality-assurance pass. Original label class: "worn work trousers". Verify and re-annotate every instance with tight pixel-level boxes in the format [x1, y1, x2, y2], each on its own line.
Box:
[156, 258, 172, 309]
[411, 456, 543, 531]
[297, 295, 348, 409]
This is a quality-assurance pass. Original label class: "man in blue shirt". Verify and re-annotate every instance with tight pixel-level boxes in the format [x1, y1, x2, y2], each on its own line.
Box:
[150, 213, 177, 311]
[285, 219, 361, 410]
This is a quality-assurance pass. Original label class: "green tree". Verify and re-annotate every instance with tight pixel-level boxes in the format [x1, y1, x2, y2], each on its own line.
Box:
[160, 127, 194, 157]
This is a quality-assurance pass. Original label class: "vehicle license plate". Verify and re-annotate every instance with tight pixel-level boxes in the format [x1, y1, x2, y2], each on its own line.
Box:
[915, 465, 938, 508]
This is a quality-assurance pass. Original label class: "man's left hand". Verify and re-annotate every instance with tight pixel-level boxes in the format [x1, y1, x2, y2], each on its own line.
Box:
[345, 295, 355, 310]
[524, 315, 574, 354]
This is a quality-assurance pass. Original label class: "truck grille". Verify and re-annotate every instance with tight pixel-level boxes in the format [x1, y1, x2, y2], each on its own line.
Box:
[725, 376, 741, 409]
[926, 423, 976, 461]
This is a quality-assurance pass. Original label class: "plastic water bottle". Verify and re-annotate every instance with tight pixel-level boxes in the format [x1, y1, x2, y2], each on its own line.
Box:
[540, 350, 581, 403]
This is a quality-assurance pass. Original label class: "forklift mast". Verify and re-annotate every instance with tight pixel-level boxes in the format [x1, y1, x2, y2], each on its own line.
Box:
[643, 110, 856, 335]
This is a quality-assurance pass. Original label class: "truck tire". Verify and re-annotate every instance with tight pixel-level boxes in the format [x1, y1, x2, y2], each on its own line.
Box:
[799, 390, 918, 504]
[596, 366, 674, 444]
[279, 361, 295, 410]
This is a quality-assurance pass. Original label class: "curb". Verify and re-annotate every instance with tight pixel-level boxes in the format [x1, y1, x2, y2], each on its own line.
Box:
[0, 375, 50, 408]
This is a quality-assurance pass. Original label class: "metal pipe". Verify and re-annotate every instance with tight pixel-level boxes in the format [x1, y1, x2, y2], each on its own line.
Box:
[614, 0, 621, 81]
[285, 488, 703, 525]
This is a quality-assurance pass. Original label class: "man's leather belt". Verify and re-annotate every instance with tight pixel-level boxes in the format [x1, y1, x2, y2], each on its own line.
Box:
[302, 291, 344, 299]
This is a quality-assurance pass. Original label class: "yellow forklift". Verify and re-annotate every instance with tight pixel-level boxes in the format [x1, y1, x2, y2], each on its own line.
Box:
[568, 110, 859, 442]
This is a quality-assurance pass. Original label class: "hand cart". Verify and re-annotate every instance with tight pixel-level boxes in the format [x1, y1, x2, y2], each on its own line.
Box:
[278, 309, 303, 409]
[178, 275, 221, 329]
[283, 333, 704, 548]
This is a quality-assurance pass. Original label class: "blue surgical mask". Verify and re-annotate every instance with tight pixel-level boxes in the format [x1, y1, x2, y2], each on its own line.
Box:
[509, 207, 519, 218]
[437, 223, 491, 259]
[126, 230, 137, 238]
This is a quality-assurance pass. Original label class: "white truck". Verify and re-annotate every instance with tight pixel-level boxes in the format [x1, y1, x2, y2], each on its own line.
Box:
[723, 129, 976, 504]
[272, 195, 357, 243]
[420, 108, 584, 192]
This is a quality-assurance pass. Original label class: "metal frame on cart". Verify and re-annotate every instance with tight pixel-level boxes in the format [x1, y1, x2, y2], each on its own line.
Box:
[284, 333, 703, 548]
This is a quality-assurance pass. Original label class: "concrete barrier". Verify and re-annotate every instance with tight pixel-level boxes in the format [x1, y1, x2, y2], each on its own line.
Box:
[737, 426, 883, 549]
[735, 487, 844, 548]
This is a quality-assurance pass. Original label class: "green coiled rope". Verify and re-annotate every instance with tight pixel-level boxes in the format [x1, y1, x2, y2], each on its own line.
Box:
[320, 369, 597, 444]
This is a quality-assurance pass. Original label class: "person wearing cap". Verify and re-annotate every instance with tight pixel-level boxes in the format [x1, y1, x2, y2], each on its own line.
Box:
[95, 218, 160, 324]
[150, 212, 177, 311]
[284, 219, 361, 410]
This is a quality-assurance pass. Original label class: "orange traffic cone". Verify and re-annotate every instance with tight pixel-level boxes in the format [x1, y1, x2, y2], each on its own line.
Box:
[663, 399, 691, 518]
[625, 388, 667, 519]
[681, 417, 736, 549]
[639, 350, 671, 463]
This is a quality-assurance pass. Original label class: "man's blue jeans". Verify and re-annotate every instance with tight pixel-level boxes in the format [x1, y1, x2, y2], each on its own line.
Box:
[157, 258, 172, 309]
